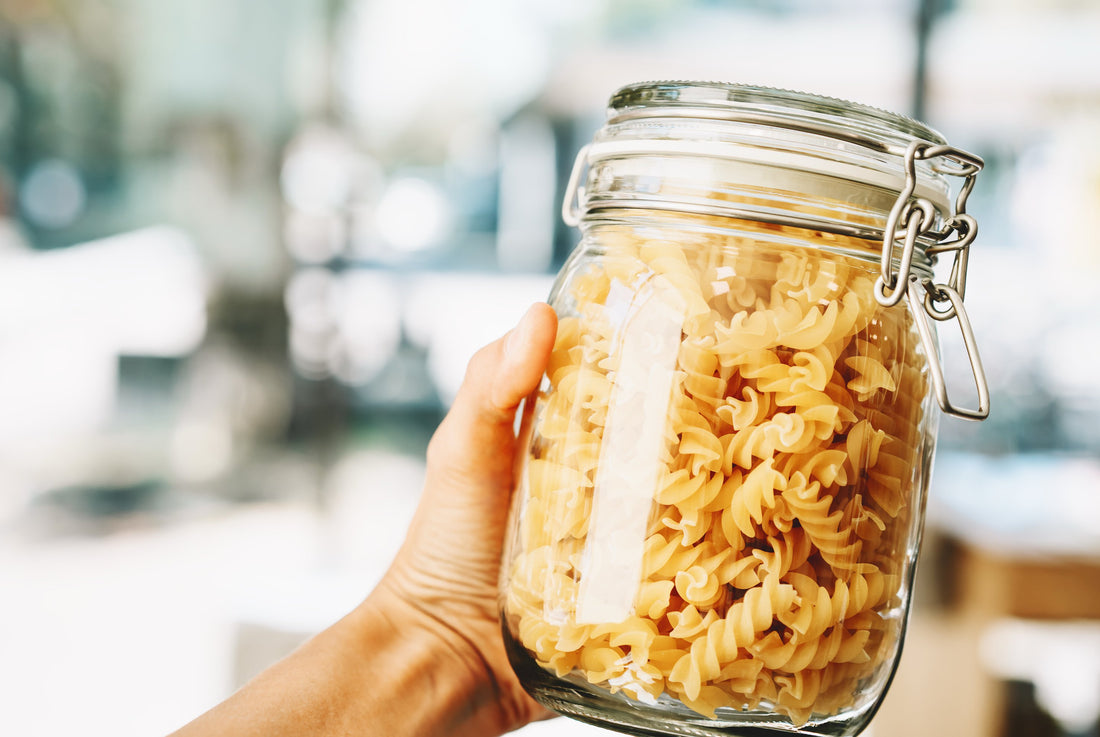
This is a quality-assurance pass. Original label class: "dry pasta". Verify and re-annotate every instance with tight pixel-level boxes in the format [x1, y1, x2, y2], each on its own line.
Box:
[502, 221, 930, 726]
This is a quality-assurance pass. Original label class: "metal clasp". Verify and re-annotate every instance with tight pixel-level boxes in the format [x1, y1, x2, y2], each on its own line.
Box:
[876, 141, 989, 421]
[907, 277, 990, 421]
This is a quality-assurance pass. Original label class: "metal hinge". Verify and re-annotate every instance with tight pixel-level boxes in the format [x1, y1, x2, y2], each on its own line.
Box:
[875, 140, 990, 421]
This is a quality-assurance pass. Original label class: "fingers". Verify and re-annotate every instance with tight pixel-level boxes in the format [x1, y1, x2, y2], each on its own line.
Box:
[490, 302, 559, 417]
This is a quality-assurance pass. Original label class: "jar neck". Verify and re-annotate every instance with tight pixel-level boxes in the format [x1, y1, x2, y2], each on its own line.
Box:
[565, 144, 939, 279]
[569, 132, 949, 237]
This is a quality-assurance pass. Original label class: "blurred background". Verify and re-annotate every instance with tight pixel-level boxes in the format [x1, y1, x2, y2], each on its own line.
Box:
[1, 0, 1099, 735]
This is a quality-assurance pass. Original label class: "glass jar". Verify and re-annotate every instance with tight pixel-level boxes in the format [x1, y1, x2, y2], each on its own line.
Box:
[499, 81, 989, 737]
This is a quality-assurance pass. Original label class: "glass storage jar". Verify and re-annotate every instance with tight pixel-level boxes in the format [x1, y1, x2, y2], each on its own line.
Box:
[499, 81, 989, 737]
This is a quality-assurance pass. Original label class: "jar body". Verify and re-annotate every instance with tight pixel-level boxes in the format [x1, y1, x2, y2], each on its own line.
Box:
[499, 212, 937, 736]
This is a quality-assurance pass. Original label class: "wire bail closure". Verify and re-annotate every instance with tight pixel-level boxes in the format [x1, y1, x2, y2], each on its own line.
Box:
[875, 140, 989, 420]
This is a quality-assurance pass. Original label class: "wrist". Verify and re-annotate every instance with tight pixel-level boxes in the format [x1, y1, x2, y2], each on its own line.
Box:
[355, 581, 514, 737]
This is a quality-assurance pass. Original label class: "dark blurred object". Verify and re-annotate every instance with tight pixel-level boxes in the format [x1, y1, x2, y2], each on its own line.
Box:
[0, 0, 124, 248]
[999, 681, 1064, 737]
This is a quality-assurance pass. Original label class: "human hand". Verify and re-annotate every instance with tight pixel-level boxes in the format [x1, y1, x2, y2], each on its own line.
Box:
[374, 302, 559, 734]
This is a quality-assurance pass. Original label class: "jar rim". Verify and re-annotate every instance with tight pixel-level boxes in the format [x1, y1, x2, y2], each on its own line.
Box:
[607, 81, 947, 150]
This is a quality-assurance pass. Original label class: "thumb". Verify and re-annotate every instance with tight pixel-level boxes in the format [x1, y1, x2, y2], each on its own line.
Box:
[426, 302, 558, 493]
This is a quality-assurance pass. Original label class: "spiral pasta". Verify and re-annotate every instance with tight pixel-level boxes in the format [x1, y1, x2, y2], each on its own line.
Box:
[502, 221, 931, 726]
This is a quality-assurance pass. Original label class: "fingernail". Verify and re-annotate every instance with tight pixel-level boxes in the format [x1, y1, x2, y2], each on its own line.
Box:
[504, 305, 537, 362]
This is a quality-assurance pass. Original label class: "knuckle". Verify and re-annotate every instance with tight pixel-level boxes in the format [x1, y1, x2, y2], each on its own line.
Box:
[463, 342, 498, 385]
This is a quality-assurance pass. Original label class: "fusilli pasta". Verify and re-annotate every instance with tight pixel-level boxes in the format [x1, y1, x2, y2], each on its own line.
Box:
[502, 219, 931, 726]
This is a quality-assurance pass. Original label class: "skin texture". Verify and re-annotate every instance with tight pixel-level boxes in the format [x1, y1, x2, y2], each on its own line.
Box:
[171, 303, 559, 737]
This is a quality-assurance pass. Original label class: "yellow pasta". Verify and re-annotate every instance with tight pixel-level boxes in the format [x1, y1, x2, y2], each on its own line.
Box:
[501, 221, 931, 727]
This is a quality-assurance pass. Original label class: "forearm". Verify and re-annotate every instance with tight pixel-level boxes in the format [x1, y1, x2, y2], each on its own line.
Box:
[170, 588, 502, 737]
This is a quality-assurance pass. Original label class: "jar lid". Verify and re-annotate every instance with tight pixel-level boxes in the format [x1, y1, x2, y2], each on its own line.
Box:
[566, 81, 957, 245]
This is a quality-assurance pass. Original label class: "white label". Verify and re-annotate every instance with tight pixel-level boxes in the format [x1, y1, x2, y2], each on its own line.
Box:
[576, 276, 684, 624]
